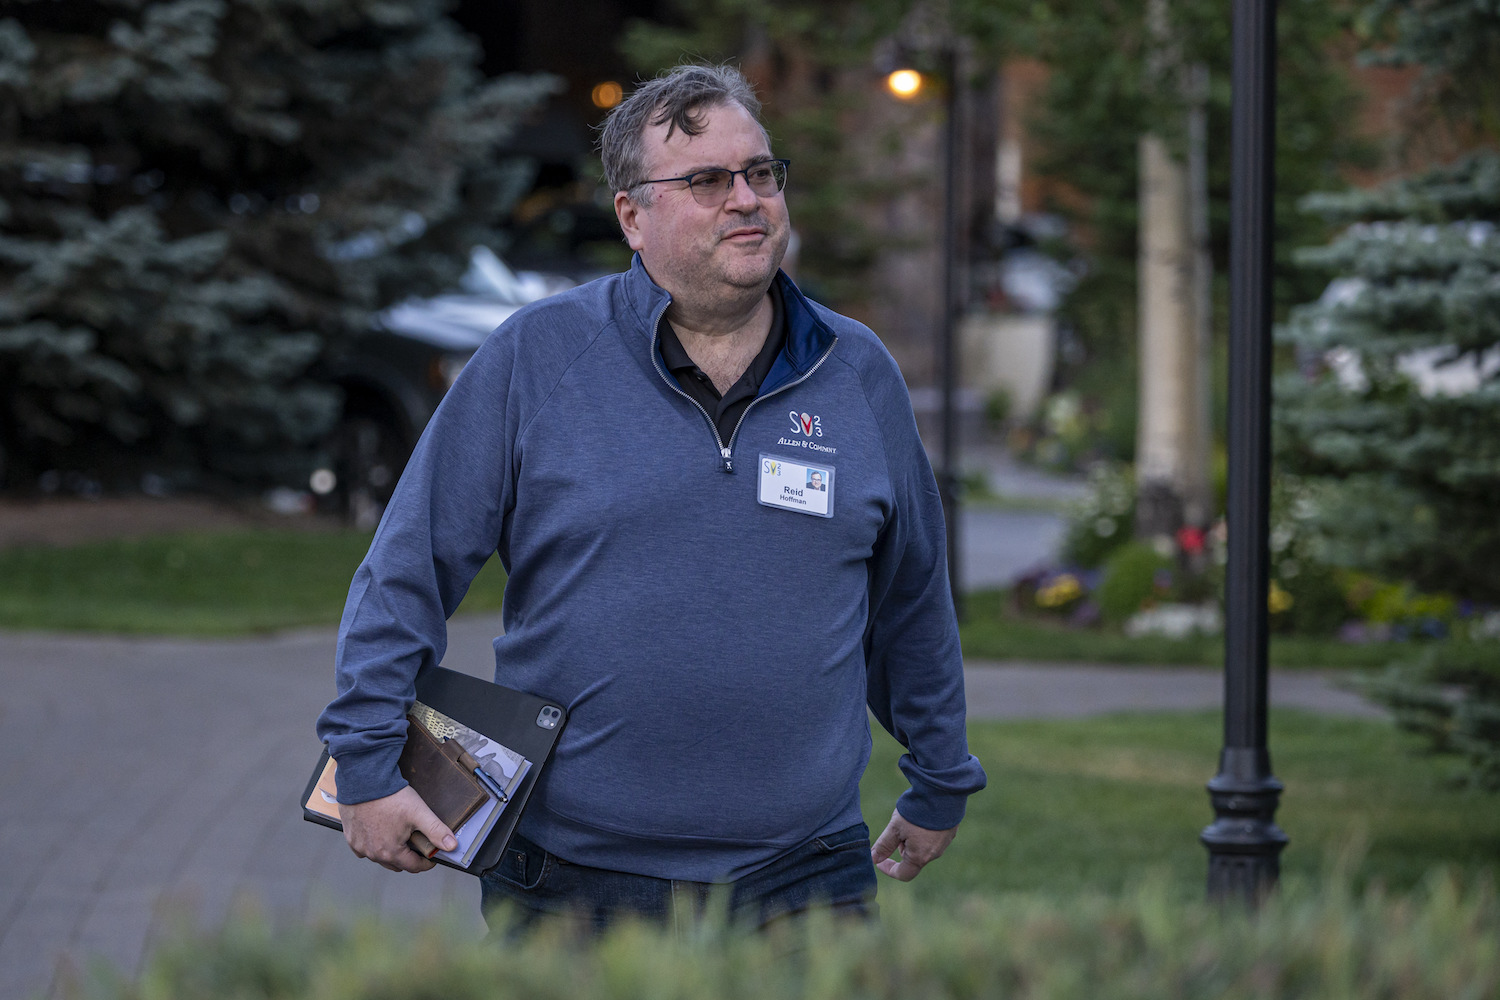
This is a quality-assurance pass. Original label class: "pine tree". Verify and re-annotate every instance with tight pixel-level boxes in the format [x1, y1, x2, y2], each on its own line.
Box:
[1276, 0, 1500, 789]
[0, 0, 555, 489]
[1275, 0, 1500, 603]
[1275, 155, 1500, 601]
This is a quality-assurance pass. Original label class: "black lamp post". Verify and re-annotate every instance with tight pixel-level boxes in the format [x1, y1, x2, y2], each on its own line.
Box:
[938, 43, 963, 616]
[1201, 0, 1288, 902]
[885, 46, 965, 613]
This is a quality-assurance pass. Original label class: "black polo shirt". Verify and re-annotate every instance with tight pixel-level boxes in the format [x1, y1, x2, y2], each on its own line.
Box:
[658, 283, 787, 444]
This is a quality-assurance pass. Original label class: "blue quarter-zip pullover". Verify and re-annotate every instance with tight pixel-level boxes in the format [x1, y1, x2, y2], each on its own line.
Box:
[317, 257, 986, 881]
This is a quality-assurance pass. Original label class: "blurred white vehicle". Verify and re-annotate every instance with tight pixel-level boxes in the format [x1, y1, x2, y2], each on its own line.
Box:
[319, 247, 573, 526]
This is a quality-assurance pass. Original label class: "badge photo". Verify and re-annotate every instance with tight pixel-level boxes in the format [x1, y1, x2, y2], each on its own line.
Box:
[758, 453, 834, 518]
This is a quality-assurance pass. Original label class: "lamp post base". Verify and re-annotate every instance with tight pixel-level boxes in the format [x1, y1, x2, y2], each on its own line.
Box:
[1202, 746, 1288, 904]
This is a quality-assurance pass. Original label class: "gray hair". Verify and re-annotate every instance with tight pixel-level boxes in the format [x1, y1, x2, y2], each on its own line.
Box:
[598, 63, 769, 201]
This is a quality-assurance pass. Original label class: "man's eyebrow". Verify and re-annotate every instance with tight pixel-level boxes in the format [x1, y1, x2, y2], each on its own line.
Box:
[677, 155, 775, 174]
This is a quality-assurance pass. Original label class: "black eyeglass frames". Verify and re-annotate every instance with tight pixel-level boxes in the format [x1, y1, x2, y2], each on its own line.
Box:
[633, 159, 790, 206]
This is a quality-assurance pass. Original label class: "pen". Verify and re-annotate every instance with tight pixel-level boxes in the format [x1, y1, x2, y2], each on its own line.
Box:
[441, 735, 509, 803]
[472, 765, 509, 803]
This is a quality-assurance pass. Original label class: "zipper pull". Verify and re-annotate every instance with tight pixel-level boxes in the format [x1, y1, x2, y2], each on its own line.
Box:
[721, 448, 733, 473]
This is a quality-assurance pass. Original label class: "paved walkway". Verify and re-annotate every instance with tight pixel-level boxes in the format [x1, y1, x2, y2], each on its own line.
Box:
[0, 616, 1383, 999]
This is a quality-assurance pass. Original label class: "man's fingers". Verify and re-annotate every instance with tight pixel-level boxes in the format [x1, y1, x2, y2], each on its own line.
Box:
[339, 786, 452, 873]
[410, 830, 439, 858]
[409, 807, 457, 856]
[876, 857, 923, 882]
[393, 844, 437, 872]
[353, 834, 434, 872]
[870, 823, 902, 865]
[871, 807, 959, 881]
[896, 839, 942, 868]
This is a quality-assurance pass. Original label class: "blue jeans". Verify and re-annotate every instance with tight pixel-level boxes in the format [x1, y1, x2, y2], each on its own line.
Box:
[480, 822, 878, 935]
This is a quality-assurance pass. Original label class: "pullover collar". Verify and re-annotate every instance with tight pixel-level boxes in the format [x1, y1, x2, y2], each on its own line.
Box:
[623, 253, 836, 396]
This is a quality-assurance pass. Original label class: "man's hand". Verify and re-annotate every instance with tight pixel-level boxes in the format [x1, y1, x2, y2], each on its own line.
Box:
[339, 786, 456, 873]
[870, 808, 958, 882]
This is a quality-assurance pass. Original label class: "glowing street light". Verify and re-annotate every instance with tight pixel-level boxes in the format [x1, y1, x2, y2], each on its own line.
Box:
[591, 81, 623, 109]
[886, 68, 924, 100]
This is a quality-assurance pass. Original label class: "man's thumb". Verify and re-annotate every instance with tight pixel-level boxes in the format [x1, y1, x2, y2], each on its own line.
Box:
[407, 798, 457, 856]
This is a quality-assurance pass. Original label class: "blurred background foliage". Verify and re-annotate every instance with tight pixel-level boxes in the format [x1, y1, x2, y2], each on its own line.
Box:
[0, 0, 555, 488]
[1024, 0, 1376, 465]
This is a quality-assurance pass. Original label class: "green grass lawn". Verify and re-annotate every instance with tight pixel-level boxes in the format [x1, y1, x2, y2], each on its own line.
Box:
[862, 710, 1500, 907]
[0, 528, 509, 634]
[0, 531, 1447, 678]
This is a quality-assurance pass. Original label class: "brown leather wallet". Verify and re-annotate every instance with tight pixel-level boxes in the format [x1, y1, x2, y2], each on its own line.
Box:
[396, 713, 488, 838]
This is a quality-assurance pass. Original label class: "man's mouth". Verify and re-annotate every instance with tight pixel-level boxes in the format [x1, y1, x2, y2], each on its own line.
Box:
[720, 225, 767, 242]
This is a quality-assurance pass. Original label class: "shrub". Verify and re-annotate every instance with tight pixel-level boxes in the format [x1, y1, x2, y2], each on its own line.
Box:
[1272, 563, 1349, 636]
[1342, 575, 1460, 639]
[983, 387, 1012, 432]
[82, 875, 1499, 1000]
[1096, 541, 1173, 625]
[1062, 462, 1136, 568]
[1361, 643, 1500, 791]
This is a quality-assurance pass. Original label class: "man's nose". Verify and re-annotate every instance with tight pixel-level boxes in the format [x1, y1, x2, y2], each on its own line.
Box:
[724, 171, 759, 210]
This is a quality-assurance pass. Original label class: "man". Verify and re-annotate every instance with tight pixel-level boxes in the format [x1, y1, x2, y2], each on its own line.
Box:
[316, 64, 985, 931]
[807, 471, 826, 491]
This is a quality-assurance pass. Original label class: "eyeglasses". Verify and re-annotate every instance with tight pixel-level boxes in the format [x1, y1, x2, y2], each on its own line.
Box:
[634, 159, 790, 206]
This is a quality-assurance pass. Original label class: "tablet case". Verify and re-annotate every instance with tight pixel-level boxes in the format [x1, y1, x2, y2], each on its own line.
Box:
[302, 665, 567, 877]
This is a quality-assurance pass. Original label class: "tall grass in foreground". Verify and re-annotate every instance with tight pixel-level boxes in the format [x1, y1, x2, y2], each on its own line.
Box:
[79, 873, 1496, 999]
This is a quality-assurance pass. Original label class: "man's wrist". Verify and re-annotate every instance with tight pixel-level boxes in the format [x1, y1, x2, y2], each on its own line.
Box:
[329, 743, 407, 805]
[894, 788, 967, 832]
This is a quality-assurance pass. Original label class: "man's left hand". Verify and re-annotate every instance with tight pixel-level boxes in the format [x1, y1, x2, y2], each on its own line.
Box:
[870, 808, 958, 882]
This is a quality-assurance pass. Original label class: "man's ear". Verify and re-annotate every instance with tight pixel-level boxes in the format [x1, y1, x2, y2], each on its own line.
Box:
[614, 190, 646, 251]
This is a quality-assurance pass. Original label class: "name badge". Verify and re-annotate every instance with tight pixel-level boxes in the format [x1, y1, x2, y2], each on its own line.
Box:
[758, 453, 833, 518]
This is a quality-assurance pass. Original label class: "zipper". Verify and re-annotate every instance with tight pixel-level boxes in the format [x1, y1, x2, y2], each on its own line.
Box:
[649, 301, 733, 469]
[649, 298, 837, 474]
[721, 336, 837, 471]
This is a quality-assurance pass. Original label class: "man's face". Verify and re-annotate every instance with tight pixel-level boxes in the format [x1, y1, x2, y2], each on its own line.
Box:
[811, 473, 822, 487]
[615, 102, 791, 306]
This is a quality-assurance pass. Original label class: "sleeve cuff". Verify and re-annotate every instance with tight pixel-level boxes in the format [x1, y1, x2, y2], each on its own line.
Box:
[896, 751, 987, 830]
[330, 742, 408, 805]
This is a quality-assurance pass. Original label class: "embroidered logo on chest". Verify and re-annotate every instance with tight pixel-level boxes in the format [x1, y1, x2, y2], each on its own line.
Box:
[789, 410, 823, 438]
[775, 409, 838, 455]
